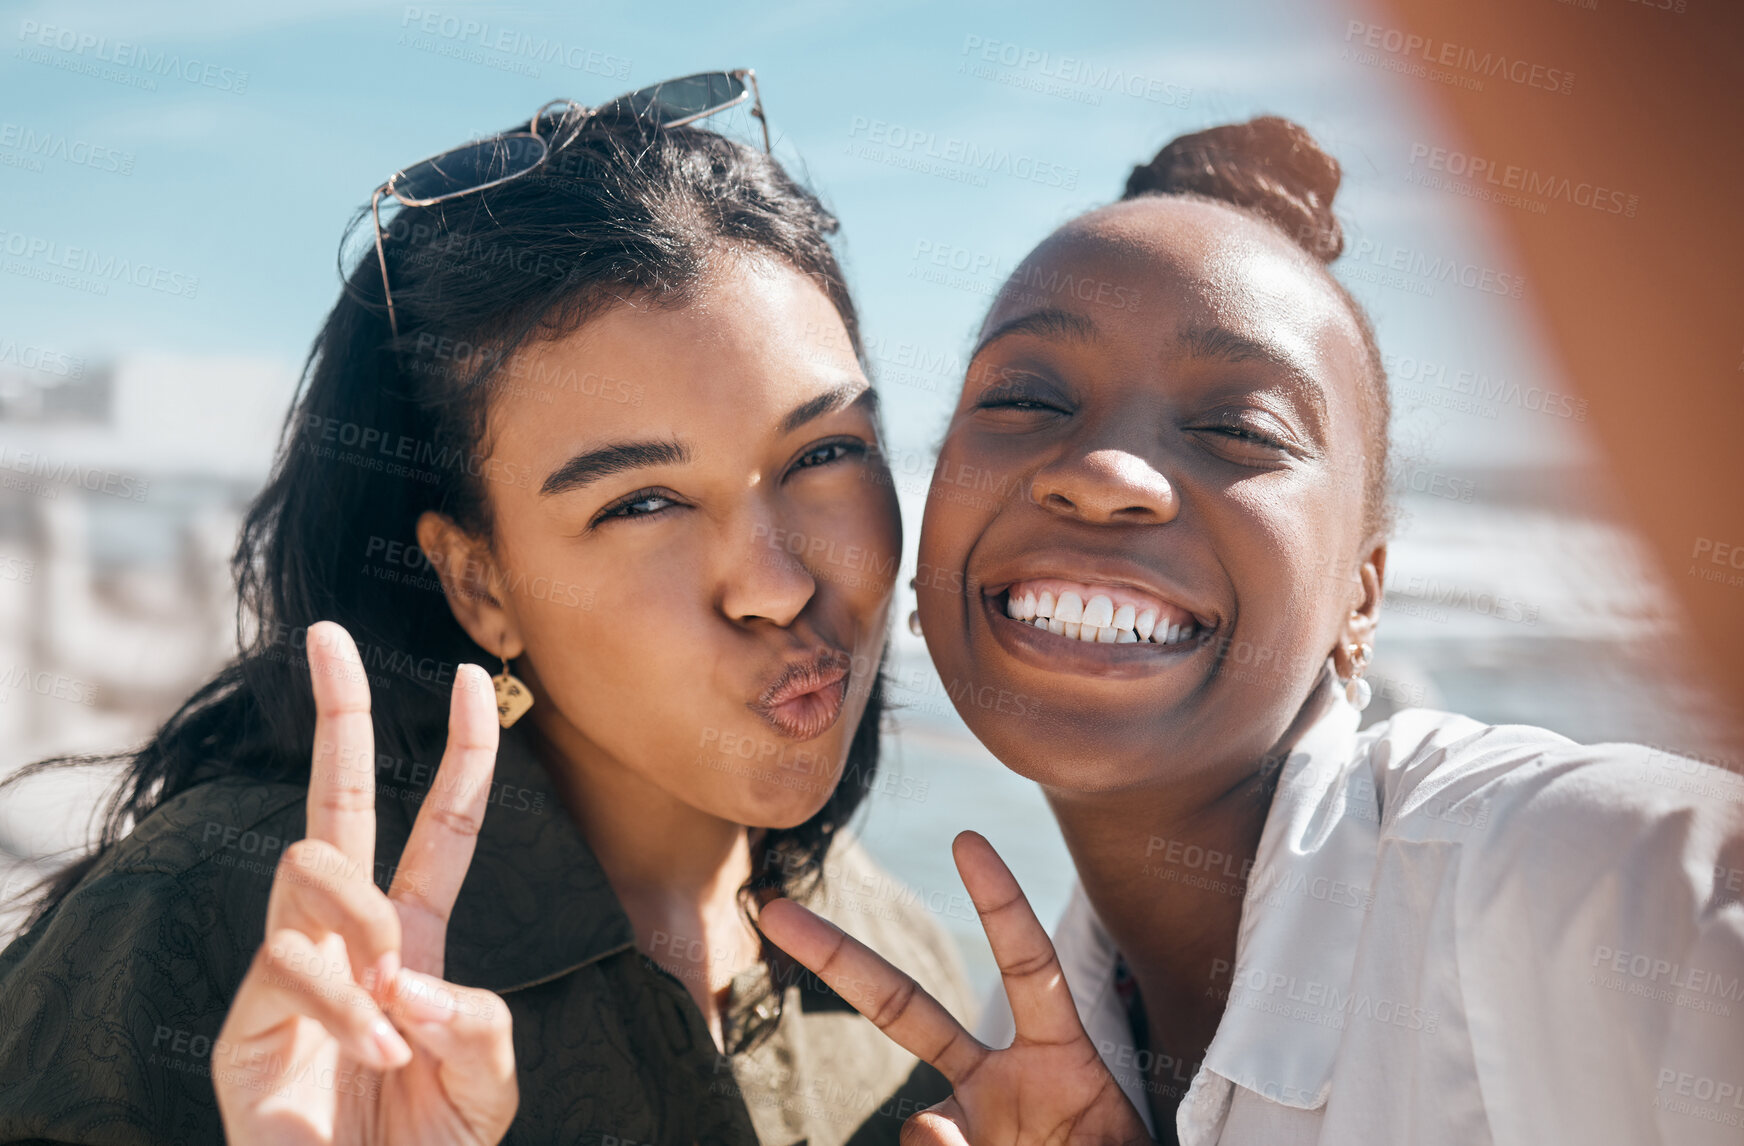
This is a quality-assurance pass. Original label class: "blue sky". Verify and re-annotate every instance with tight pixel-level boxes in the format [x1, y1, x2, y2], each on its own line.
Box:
[1, 0, 1588, 478]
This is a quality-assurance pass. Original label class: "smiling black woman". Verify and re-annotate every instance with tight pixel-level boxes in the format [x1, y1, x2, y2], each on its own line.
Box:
[759, 116, 1744, 1146]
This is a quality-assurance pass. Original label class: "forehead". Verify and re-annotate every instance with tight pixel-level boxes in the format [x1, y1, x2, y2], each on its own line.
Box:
[491, 256, 863, 440]
[984, 196, 1361, 366]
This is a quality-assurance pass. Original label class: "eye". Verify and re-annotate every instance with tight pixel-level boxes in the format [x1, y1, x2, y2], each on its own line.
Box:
[972, 375, 1074, 417]
[593, 487, 682, 526]
[790, 437, 867, 473]
[1212, 424, 1287, 447]
[980, 395, 1065, 413]
[1187, 416, 1299, 463]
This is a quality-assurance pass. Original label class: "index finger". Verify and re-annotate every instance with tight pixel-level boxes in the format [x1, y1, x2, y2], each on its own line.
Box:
[758, 898, 987, 1086]
[304, 621, 377, 875]
[952, 831, 1086, 1047]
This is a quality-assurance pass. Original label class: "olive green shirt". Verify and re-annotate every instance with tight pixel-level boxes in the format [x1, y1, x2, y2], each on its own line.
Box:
[0, 725, 970, 1144]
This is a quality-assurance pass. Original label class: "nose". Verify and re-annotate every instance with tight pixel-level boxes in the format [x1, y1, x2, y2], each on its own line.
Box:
[720, 512, 819, 628]
[1029, 445, 1178, 525]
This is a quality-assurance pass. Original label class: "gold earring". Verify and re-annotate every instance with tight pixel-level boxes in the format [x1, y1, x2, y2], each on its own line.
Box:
[493, 649, 533, 728]
[1342, 642, 1374, 712]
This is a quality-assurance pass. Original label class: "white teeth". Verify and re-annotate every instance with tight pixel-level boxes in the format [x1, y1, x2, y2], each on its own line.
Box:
[1149, 622, 1200, 646]
[1081, 594, 1114, 629]
[1005, 582, 1209, 649]
[1022, 606, 1202, 647]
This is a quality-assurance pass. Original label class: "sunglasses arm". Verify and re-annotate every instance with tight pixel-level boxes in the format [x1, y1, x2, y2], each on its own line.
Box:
[370, 185, 400, 339]
[745, 71, 771, 154]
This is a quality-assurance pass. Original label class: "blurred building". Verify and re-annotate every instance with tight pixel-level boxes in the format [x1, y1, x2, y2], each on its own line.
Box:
[0, 351, 292, 940]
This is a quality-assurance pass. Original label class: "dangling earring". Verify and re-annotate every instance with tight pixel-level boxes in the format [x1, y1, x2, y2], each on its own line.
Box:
[493, 645, 533, 728]
[907, 610, 924, 637]
[1341, 641, 1374, 712]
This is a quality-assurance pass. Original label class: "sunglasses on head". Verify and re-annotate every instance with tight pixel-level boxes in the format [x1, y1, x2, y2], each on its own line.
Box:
[367, 69, 769, 336]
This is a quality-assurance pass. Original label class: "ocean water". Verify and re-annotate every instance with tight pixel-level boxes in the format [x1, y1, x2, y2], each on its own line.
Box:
[851, 667, 1077, 1022]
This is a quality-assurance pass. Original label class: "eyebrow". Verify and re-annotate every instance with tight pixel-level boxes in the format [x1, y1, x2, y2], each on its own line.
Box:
[541, 440, 689, 496]
[972, 308, 1100, 358]
[1178, 323, 1330, 431]
[781, 381, 876, 435]
[538, 384, 877, 497]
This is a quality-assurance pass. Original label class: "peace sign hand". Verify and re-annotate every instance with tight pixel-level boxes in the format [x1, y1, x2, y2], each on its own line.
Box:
[759, 831, 1152, 1146]
[214, 622, 518, 1145]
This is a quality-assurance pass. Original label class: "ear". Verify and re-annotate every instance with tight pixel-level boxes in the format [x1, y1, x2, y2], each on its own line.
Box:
[1332, 539, 1386, 678]
[416, 511, 524, 660]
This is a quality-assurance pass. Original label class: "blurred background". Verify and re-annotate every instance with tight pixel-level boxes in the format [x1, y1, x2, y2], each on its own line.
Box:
[1, 0, 1737, 994]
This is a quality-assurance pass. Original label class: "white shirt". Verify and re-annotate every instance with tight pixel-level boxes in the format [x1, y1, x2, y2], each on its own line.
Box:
[978, 700, 1744, 1145]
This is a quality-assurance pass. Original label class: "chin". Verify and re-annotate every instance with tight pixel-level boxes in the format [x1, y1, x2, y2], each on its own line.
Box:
[972, 721, 1159, 794]
[721, 771, 841, 832]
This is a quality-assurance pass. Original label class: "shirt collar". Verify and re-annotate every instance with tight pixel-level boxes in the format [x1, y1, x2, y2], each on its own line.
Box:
[1196, 691, 1374, 1112]
[389, 720, 637, 993]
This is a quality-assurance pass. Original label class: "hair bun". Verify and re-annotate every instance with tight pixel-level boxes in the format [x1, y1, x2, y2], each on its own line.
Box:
[1123, 116, 1344, 263]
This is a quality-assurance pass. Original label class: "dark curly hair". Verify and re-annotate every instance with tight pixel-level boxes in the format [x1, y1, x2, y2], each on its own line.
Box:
[1123, 115, 1393, 536]
[9, 113, 887, 1029]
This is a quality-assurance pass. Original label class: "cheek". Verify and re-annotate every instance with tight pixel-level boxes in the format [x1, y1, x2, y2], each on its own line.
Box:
[492, 516, 717, 735]
[916, 434, 1001, 588]
[790, 469, 904, 615]
[916, 430, 1028, 661]
[1215, 481, 1348, 665]
[522, 567, 706, 726]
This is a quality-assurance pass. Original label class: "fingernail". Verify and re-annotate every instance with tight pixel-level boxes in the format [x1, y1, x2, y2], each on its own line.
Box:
[371, 1017, 412, 1068]
[457, 663, 487, 693]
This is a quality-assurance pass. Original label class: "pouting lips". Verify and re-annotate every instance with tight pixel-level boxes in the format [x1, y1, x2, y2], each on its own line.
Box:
[997, 577, 1209, 646]
[750, 648, 853, 741]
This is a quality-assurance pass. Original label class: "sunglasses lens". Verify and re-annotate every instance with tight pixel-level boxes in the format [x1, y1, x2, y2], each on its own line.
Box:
[391, 133, 547, 204]
[605, 72, 745, 124]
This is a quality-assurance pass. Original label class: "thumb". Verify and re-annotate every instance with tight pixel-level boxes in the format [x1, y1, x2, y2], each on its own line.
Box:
[900, 1096, 972, 1146]
[386, 967, 518, 1136]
